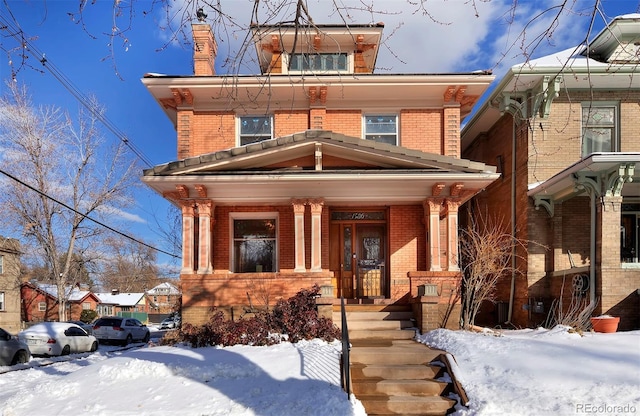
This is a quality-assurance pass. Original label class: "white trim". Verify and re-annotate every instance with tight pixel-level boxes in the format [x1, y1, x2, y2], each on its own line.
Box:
[237, 115, 273, 146]
[363, 114, 399, 145]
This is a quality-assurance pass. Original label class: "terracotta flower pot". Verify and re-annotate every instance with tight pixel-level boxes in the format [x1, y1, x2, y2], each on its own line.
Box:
[590, 316, 620, 333]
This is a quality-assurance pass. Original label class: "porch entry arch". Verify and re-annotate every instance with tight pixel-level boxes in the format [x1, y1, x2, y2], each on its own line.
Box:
[329, 209, 389, 299]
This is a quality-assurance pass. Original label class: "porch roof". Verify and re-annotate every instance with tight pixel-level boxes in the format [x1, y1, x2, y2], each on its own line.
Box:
[528, 153, 639, 214]
[142, 130, 500, 206]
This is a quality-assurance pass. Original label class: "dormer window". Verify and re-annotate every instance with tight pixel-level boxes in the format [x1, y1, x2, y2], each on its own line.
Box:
[288, 53, 348, 72]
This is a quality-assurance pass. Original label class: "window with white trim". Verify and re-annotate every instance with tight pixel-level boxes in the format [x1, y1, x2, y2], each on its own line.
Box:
[231, 214, 278, 273]
[38, 302, 46, 312]
[0, 292, 4, 311]
[82, 302, 91, 310]
[364, 115, 398, 145]
[288, 53, 348, 72]
[239, 116, 273, 146]
[581, 102, 618, 157]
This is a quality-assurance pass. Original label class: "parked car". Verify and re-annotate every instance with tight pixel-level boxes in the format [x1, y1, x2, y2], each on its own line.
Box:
[18, 322, 98, 357]
[66, 320, 94, 335]
[92, 317, 150, 345]
[160, 318, 177, 329]
[0, 327, 31, 366]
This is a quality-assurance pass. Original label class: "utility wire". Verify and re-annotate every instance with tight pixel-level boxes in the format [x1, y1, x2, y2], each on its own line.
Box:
[0, 167, 180, 259]
[0, 11, 180, 260]
[0, 13, 155, 168]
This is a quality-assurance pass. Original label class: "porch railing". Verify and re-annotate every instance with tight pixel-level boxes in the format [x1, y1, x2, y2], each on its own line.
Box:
[340, 297, 351, 396]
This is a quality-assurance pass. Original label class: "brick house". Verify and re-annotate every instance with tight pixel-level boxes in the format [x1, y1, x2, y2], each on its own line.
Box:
[94, 290, 152, 317]
[0, 237, 22, 334]
[141, 22, 499, 331]
[461, 14, 640, 330]
[20, 282, 101, 323]
[146, 282, 181, 314]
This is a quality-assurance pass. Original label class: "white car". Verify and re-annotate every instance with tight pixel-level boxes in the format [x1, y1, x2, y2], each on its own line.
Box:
[92, 317, 150, 345]
[18, 322, 98, 357]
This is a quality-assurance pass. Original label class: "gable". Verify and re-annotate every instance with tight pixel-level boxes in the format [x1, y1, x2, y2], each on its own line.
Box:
[145, 130, 493, 176]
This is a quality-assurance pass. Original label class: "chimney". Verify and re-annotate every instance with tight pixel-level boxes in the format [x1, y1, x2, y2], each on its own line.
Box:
[192, 23, 217, 76]
[111, 289, 120, 295]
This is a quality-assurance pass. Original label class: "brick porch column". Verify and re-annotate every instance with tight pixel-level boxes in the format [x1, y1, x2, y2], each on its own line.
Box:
[424, 199, 442, 271]
[292, 199, 307, 272]
[598, 195, 622, 269]
[445, 200, 460, 271]
[309, 199, 324, 272]
[196, 200, 214, 274]
[181, 203, 195, 274]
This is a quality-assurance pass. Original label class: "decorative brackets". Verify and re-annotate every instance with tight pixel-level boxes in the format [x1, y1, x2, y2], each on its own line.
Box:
[606, 163, 635, 197]
[534, 196, 554, 217]
[497, 92, 527, 117]
[533, 75, 562, 119]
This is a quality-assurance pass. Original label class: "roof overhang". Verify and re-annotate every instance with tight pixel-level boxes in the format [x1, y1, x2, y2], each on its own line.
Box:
[528, 153, 639, 216]
[142, 73, 495, 127]
[142, 170, 500, 206]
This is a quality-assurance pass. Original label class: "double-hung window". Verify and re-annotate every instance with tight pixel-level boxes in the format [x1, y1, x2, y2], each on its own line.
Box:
[364, 115, 398, 145]
[0, 292, 4, 311]
[232, 214, 278, 273]
[239, 116, 272, 146]
[581, 102, 618, 157]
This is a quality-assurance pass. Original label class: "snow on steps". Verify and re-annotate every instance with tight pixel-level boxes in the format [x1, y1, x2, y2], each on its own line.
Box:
[334, 305, 458, 415]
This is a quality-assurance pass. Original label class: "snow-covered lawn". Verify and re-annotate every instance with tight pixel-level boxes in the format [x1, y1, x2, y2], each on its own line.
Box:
[0, 326, 637, 415]
[419, 326, 640, 416]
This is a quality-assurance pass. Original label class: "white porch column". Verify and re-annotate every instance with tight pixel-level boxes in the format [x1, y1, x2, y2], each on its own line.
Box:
[196, 200, 214, 274]
[292, 199, 307, 272]
[180, 203, 195, 274]
[424, 199, 442, 271]
[309, 199, 324, 272]
[445, 199, 460, 271]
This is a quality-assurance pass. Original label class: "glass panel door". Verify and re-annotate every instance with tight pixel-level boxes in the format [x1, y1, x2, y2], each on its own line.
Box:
[356, 225, 386, 298]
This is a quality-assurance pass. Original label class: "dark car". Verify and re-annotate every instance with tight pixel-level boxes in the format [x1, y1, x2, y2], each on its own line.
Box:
[92, 317, 150, 345]
[0, 327, 31, 366]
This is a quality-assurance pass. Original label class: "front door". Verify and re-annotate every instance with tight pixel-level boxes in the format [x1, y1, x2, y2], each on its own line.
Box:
[356, 225, 385, 298]
[330, 211, 387, 299]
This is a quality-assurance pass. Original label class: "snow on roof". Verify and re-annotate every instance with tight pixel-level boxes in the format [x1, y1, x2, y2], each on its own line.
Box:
[94, 292, 146, 306]
[146, 282, 180, 295]
[34, 283, 92, 302]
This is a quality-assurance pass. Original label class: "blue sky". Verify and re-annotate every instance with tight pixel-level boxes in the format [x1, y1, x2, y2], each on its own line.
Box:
[0, 0, 637, 272]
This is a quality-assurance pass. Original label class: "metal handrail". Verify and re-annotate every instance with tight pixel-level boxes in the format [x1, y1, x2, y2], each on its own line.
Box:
[340, 297, 351, 396]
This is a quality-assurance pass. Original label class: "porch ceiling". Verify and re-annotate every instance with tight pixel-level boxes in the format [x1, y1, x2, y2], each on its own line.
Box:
[142, 170, 500, 206]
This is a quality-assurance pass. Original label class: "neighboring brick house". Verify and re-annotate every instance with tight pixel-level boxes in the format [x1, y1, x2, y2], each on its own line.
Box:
[461, 14, 640, 330]
[146, 282, 180, 314]
[20, 282, 101, 323]
[141, 22, 499, 331]
[94, 290, 153, 317]
[0, 237, 22, 334]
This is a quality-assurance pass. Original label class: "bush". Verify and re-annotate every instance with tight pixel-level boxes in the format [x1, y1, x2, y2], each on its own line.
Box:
[80, 309, 98, 323]
[161, 285, 340, 347]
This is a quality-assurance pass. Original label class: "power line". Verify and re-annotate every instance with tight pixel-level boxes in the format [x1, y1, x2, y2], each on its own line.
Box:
[0, 13, 155, 168]
[0, 167, 180, 259]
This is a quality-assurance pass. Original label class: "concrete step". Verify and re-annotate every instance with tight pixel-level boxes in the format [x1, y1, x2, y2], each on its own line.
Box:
[352, 379, 448, 396]
[356, 394, 457, 415]
[351, 363, 443, 380]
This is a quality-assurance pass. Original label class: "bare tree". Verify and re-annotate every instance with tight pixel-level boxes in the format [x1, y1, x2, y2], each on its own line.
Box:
[0, 82, 140, 321]
[458, 207, 533, 329]
[97, 236, 161, 293]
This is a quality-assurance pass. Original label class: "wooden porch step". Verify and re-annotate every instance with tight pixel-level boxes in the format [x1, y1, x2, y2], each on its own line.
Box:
[352, 379, 448, 396]
[351, 363, 443, 380]
[349, 328, 416, 341]
[356, 394, 457, 415]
